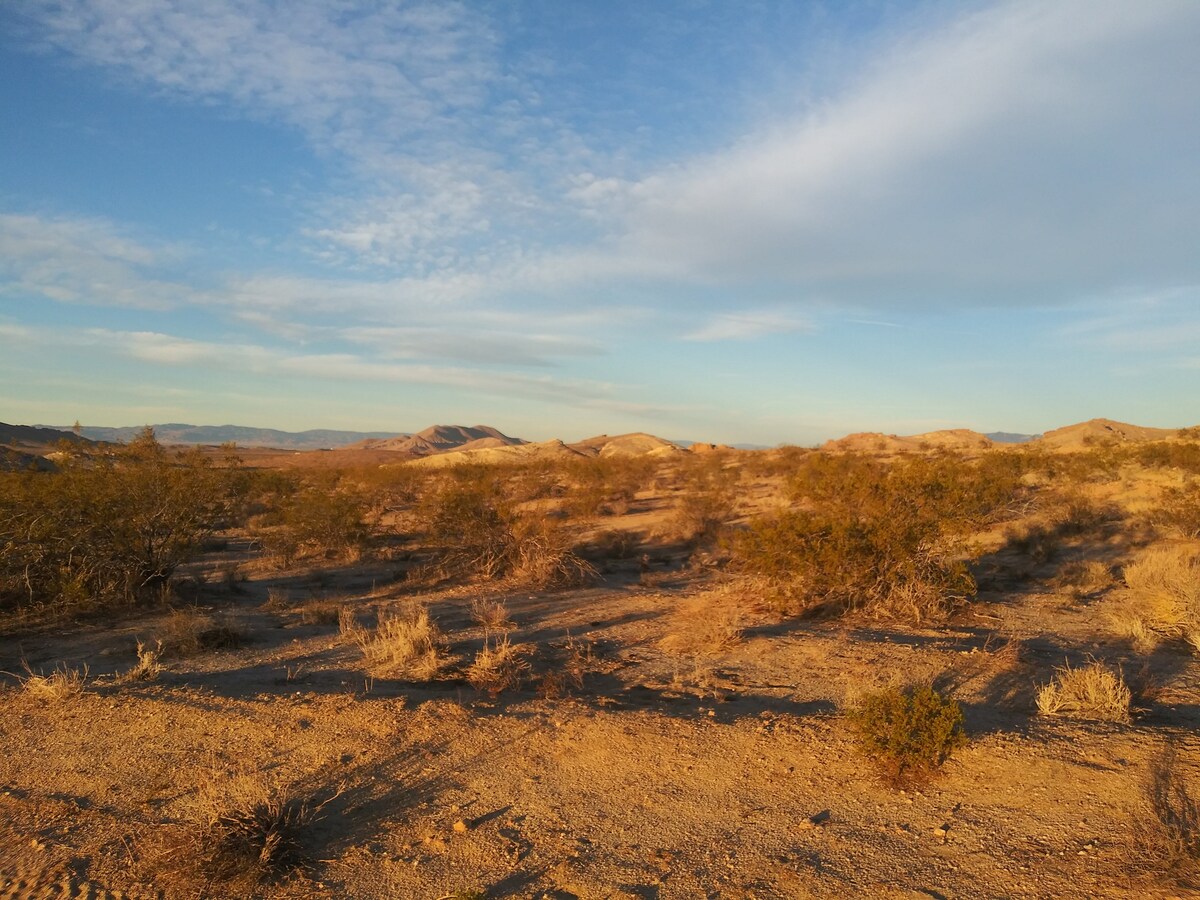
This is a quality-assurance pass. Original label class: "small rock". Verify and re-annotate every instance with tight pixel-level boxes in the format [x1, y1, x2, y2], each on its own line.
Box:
[933, 824, 950, 843]
[453, 819, 470, 833]
[799, 810, 831, 829]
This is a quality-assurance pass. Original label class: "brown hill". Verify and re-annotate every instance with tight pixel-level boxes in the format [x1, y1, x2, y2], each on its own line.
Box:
[567, 433, 679, 458]
[822, 428, 993, 454]
[352, 424, 524, 456]
[1034, 418, 1181, 451]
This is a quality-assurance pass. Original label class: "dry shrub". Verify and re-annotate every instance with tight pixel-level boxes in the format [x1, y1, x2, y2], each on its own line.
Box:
[659, 588, 745, 658]
[508, 517, 596, 588]
[1112, 546, 1200, 651]
[338, 606, 364, 641]
[20, 661, 87, 700]
[845, 683, 966, 787]
[157, 609, 246, 657]
[119, 640, 164, 683]
[357, 603, 447, 679]
[299, 599, 341, 625]
[1131, 745, 1200, 882]
[1035, 660, 1131, 722]
[187, 773, 327, 887]
[583, 528, 640, 561]
[263, 587, 291, 611]
[425, 482, 594, 587]
[1147, 483, 1200, 539]
[1055, 559, 1115, 599]
[536, 633, 594, 699]
[466, 635, 531, 696]
[470, 597, 513, 634]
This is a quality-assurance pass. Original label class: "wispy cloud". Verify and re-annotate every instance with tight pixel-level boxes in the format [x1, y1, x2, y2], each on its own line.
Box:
[0, 213, 195, 308]
[683, 311, 813, 342]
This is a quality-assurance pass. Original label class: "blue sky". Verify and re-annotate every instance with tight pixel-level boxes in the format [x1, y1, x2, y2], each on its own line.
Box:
[1, 0, 1198, 445]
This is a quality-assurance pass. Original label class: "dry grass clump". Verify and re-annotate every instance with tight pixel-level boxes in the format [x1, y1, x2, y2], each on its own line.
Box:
[1131, 745, 1200, 882]
[1035, 660, 1132, 722]
[536, 633, 594, 699]
[659, 588, 746, 658]
[20, 661, 87, 700]
[845, 683, 967, 787]
[466, 635, 531, 696]
[298, 598, 342, 625]
[357, 602, 447, 679]
[1111, 546, 1200, 651]
[1055, 559, 1115, 599]
[262, 587, 292, 611]
[470, 597, 514, 634]
[119, 640, 164, 683]
[156, 609, 247, 656]
[186, 773, 327, 887]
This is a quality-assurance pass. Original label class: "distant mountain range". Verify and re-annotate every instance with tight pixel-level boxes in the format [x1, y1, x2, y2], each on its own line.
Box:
[45, 423, 405, 450]
[985, 432, 1040, 444]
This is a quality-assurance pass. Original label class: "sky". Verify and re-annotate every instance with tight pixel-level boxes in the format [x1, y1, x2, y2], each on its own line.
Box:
[1, 0, 1198, 446]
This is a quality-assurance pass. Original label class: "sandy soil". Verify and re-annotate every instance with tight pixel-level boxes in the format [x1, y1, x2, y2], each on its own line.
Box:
[2, 456, 1198, 899]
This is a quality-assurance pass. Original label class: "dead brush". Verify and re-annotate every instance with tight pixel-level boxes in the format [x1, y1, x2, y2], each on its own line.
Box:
[466, 635, 531, 696]
[1035, 660, 1132, 723]
[119, 640, 164, 683]
[299, 598, 341, 625]
[19, 661, 87, 700]
[1054, 559, 1115, 599]
[659, 589, 746, 658]
[470, 597, 514, 636]
[186, 773, 332, 886]
[156, 608, 246, 657]
[357, 602, 447, 679]
[1111, 546, 1200, 652]
[1131, 744, 1200, 881]
[536, 633, 595, 699]
[508, 517, 597, 589]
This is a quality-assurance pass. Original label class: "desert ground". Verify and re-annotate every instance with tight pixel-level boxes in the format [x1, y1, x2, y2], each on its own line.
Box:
[1, 420, 1198, 899]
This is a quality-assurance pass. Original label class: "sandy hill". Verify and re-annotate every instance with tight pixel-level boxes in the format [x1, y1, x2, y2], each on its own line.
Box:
[1034, 418, 1181, 451]
[353, 425, 524, 456]
[568, 433, 680, 458]
[407, 439, 585, 469]
[822, 428, 993, 454]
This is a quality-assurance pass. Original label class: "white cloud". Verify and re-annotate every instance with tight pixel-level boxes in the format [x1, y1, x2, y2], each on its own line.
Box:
[599, 0, 1200, 304]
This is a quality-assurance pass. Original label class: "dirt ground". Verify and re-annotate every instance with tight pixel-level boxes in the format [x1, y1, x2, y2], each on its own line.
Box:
[2, 452, 1198, 899]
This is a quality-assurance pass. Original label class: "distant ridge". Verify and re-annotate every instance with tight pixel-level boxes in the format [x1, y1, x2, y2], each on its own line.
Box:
[2, 422, 93, 448]
[51, 423, 404, 450]
[986, 432, 1040, 444]
[822, 428, 993, 454]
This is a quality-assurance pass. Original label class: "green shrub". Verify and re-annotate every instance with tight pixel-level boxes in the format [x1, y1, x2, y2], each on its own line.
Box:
[845, 684, 967, 786]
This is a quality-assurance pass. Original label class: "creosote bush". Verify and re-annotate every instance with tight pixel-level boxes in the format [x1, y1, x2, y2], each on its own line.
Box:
[845, 684, 967, 787]
[423, 480, 593, 587]
[727, 451, 1023, 621]
[0, 428, 245, 615]
[1035, 660, 1132, 722]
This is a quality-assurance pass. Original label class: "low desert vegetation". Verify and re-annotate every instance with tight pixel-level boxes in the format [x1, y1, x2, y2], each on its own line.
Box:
[0, 428, 246, 616]
[155, 608, 246, 657]
[1035, 660, 1132, 723]
[183, 773, 327, 888]
[1111, 545, 1200, 651]
[19, 661, 88, 700]
[356, 602, 448, 679]
[119, 640, 165, 683]
[466, 634, 531, 696]
[845, 683, 967, 787]
[1132, 745, 1200, 882]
